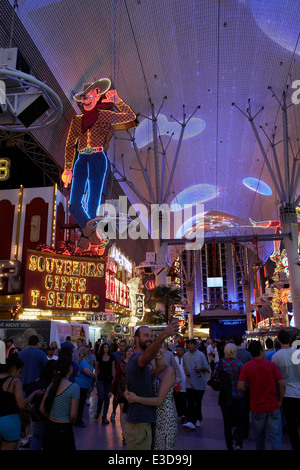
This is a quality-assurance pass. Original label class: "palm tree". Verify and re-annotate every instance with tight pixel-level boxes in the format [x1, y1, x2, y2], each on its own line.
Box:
[149, 284, 182, 323]
[142, 308, 165, 325]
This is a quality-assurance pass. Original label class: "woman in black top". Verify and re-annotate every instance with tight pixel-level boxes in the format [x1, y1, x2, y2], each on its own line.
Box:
[0, 357, 42, 450]
[94, 342, 115, 424]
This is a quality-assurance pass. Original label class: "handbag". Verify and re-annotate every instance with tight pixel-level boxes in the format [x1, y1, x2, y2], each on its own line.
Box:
[207, 362, 226, 392]
[207, 360, 233, 407]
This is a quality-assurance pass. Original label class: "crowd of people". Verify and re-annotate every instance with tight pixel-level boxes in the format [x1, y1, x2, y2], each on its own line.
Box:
[0, 326, 299, 451]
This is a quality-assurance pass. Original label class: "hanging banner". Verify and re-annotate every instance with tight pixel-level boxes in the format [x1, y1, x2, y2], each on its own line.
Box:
[0, 320, 51, 351]
[168, 257, 181, 287]
[23, 250, 106, 312]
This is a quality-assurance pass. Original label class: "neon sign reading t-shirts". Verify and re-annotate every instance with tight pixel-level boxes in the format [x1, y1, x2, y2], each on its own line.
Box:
[23, 250, 106, 312]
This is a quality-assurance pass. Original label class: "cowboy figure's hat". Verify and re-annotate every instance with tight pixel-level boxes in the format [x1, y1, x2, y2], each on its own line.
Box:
[73, 78, 111, 102]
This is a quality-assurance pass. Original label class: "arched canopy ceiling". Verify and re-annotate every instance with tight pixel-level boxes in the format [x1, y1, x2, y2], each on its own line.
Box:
[3, 0, 300, 260]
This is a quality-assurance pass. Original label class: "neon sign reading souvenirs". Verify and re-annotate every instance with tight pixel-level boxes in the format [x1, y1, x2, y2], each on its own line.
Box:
[23, 250, 106, 312]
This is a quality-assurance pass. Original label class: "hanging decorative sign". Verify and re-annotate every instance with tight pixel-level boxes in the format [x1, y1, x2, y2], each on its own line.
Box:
[113, 324, 122, 334]
[61, 79, 136, 250]
[135, 293, 145, 321]
[168, 256, 181, 287]
[23, 250, 106, 312]
[144, 274, 156, 290]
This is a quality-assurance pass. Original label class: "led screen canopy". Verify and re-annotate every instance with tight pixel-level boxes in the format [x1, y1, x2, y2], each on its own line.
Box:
[134, 114, 206, 149]
[242, 177, 272, 196]
[171, 184, 220, 211]
[245, 0, 300, 55]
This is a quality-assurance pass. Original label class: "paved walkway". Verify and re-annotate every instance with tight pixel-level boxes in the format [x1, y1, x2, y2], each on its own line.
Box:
[74, 384, 292, 452]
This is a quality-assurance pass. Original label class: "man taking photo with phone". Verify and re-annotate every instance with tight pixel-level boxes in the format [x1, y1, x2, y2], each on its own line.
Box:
[125, 321, 179, 450]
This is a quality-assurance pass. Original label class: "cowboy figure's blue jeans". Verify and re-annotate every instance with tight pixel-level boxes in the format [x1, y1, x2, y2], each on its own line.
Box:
[69, 151, 111, 228]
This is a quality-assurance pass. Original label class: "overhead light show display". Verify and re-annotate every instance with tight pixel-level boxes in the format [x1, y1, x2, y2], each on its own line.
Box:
[134, 114, 206, 149]
[243, 0, 300, 55]
[242, 177, 272, 196]
[175, 210, 250, 238]
[170, 184, 220, 210]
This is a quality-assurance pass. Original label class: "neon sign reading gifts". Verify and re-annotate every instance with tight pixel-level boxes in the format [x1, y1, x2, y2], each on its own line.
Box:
[23, 250, 106, 312]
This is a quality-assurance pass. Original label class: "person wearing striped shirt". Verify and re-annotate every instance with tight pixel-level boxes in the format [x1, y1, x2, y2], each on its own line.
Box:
[40, 357, 80, 450]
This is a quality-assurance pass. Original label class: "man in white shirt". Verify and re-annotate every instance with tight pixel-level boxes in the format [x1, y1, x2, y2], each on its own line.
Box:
[174, 344, 187, 421]
[272, 329, 300, 451]
[206, 339, 219, 375]
[183, 339, 209, 429]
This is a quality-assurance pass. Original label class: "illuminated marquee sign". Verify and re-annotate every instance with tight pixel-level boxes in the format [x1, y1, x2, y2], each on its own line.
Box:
[105, 272, 128, 307]
[23, 250, 106, 312]
[109, 246, 133, 275]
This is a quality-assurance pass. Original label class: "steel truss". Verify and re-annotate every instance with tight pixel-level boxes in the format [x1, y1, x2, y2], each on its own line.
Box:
[0, 129, 62, 186]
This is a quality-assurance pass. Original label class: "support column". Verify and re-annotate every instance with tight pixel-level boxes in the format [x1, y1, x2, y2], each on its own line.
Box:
[154, 239, 167, 286]
[186, 284, 194, 339]
[243, 279, 253, 331]
[280, 206, 300, 329]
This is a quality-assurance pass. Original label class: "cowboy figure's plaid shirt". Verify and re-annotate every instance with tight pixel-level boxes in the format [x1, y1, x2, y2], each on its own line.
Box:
[64, 99, 136, 170]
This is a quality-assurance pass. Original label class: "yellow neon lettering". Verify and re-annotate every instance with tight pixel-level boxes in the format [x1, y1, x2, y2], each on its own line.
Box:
[97, 263, 104, 277]
[83, 294, 92, 308]
[69, 277, 78, 291]
[78, 278, 86, 292]
[72, 261, 80, 276]
[88, 263, 96, 277]
[29, 255, 37, 271]
[81, 262, 87, 276]
[92, 295, 100, 309]
[31, 290, 40, 306]
[47, 292, 55, 307]
[73, 293, 82, 308]
[0, 159, 10, 181]
[60, 276, 69, 291]
[55, 259, 63, 274]
[45, 275, 53, 290]
[46, 258, 55, 273]
[64, 260, 72, 275]
[56, 292, 65, 308]
[66, 293, 72, 308]
[38, 256, 45, 272]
